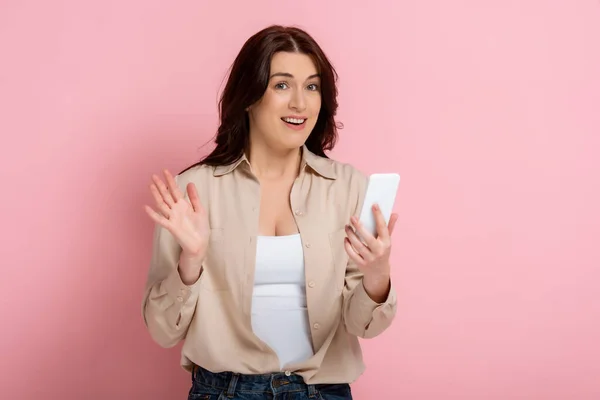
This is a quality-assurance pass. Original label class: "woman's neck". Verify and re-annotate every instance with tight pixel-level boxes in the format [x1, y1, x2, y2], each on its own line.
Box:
[246, 140, 302, 181]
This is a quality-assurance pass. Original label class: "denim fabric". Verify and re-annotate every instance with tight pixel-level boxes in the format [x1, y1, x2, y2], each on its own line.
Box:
[189, 365, 353, 400]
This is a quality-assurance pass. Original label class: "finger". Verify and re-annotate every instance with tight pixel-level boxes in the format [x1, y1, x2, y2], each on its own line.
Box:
[350, 215, 378, 249]
[372, 204, 390, 241]
[152, 174, 175, 207]
[187, 183, 203, 213]
[144, 205, 171, 229]
[150, 184, 172, 218]
[344, 237, 366, 267]
[345, 225, 374, 261]
[163, 169, 183, 202]
[388, 213, 399, 236]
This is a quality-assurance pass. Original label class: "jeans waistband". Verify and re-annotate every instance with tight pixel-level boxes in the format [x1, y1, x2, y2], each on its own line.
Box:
[192, 365, 319, 397]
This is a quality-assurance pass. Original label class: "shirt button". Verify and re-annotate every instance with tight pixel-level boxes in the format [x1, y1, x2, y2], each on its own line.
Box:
[284, 370, 291, 376]
[176, 296, 183, 302]
[308, 281, 315, 288]
[294, 209, 304, 216]
[313, 323, 320, 330]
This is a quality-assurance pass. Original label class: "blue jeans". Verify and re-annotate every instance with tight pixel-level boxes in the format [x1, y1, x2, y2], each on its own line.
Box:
[189, 365, 353, 400]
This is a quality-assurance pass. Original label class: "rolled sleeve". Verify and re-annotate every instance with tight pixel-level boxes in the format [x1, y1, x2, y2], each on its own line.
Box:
[343, 274, 398, 338]
[163, 265, 202, 306]
[142, 218, 203, 348]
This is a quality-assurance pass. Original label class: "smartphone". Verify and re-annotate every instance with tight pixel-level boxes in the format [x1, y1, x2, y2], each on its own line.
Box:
[357, 173, 401, 239]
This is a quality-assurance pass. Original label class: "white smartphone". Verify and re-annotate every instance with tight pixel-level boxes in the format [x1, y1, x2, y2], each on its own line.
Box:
[357, 173, 401, 238]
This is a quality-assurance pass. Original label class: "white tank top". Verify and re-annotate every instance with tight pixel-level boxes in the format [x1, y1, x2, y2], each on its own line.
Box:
[251, 234, 314, 369]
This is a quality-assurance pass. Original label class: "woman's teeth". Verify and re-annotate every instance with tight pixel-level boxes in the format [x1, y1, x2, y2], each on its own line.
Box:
[282, 117, 306, 125]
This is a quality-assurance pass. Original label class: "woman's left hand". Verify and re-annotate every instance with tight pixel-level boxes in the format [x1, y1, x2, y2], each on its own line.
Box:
[344, 204, 398, 302]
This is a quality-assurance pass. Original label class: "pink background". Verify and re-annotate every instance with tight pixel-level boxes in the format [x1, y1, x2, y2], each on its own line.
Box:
[1, 1, 599, 399]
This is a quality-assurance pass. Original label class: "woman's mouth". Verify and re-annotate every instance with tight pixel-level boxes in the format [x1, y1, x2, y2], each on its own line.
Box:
[281, 117, 307, 131]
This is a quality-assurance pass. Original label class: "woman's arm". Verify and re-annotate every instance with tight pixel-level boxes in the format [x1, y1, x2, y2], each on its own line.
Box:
[141, 224, 203, 348]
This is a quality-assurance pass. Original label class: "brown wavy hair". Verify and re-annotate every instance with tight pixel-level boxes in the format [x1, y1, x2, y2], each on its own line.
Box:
[182, 25, 341, 172]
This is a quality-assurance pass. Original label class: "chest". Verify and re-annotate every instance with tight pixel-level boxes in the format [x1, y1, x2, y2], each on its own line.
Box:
[208, 172, 349, 234]
[200, 171, 354, 295]
[257, 179, 297, 236]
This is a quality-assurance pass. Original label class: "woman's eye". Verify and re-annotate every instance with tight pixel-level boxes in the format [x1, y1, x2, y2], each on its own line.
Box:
[307, 84, 319, 91]
[275, 82, 289, 90]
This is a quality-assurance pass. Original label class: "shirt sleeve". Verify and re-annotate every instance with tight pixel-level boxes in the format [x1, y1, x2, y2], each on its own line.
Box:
[341, 166, 398, 338]
[141, 175, 202, 348]
[342, 263, 397, 338]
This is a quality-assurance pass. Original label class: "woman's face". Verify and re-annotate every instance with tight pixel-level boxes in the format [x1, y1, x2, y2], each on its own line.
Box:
[248, 51, 322, 152]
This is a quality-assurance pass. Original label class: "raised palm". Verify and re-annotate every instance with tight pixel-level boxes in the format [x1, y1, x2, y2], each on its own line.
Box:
[144, 169, 210, 257]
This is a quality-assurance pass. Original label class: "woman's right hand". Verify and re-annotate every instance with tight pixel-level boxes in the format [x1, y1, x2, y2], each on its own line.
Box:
[144, 170, 210, 266]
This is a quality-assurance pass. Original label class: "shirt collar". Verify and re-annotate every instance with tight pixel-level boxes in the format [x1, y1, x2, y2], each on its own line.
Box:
[213, 144, 337, 180]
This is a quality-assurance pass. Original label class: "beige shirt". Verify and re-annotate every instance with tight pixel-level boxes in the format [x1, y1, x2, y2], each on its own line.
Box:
[141, 145, 397, 384]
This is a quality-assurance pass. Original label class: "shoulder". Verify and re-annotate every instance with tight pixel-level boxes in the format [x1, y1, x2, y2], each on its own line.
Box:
[173, 164, 216, 206]
[325, 157, 369, 214]
[321, 156, 368, 196]
[175, 164, 213, 187]
[331, 159, 367, 185]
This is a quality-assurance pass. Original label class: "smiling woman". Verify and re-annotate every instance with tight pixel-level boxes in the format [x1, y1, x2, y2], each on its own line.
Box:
[185, 25, 341, 168]
[247, 52, 323, 150]
[271, 68, 321, 130]
[142, 25, 399, 400]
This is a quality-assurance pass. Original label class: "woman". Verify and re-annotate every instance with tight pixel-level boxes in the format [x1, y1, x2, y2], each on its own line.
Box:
[142, 25, 399, 400]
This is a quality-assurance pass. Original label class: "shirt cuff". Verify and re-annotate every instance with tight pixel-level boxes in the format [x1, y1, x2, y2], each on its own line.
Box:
[163, 266, 202, 305]
[353, 278, 397, 316]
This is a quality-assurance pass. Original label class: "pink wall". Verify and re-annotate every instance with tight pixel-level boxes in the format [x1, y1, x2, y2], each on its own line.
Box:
[1, 1, 599, 399]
